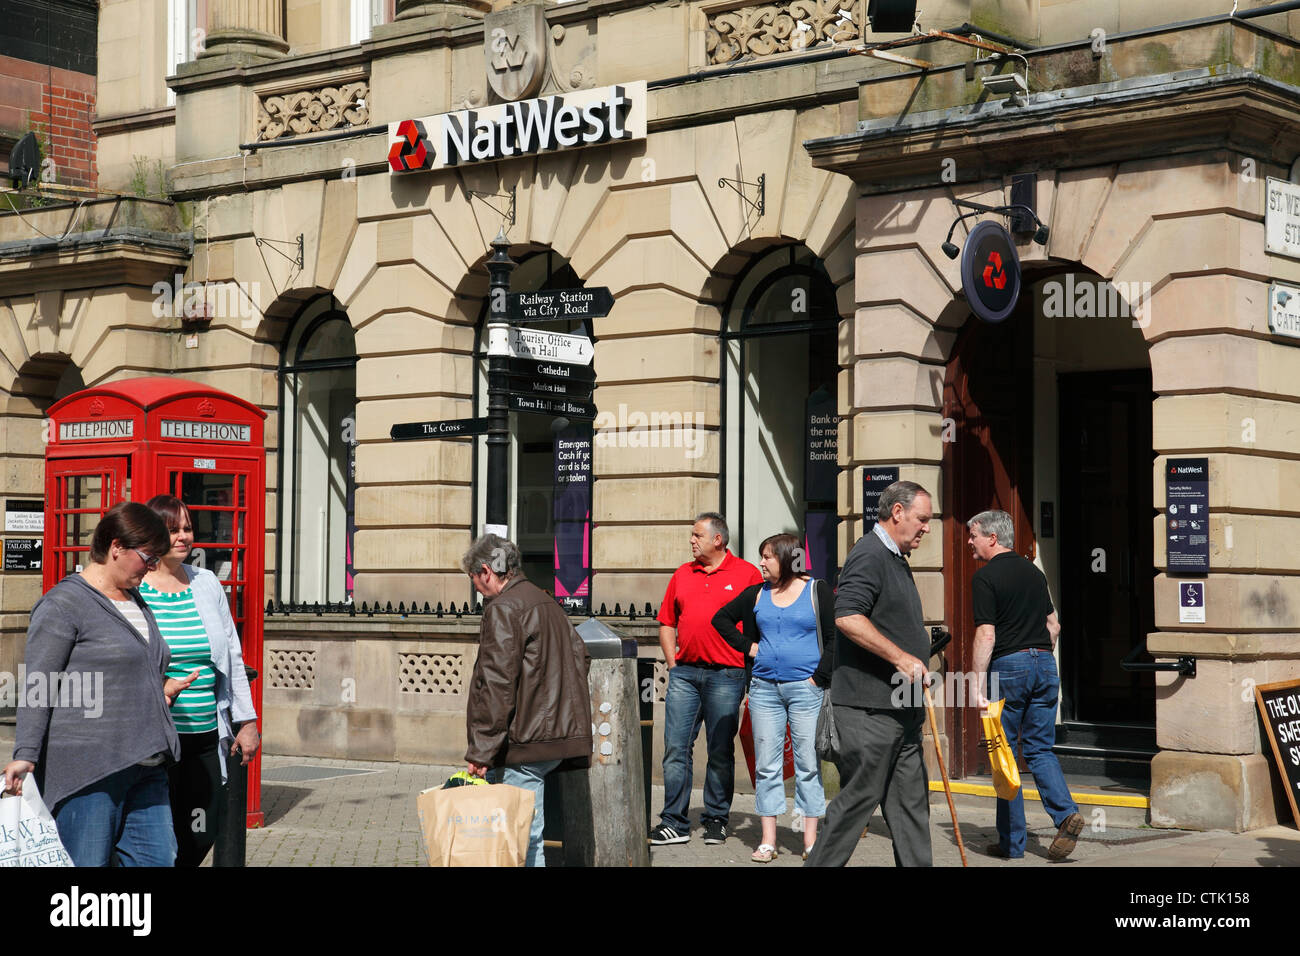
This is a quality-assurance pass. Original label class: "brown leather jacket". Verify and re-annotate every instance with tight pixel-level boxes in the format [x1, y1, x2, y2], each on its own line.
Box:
[465, 575, 593, 768]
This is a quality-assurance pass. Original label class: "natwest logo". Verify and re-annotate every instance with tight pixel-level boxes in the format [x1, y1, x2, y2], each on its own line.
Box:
[982, 250, 1007, 290]
[388, 119, 433, 172]
[387, 82, 647, 175]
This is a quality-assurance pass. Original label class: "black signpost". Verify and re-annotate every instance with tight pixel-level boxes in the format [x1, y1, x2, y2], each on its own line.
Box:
[1166, 457, 1210, 574]
[1254, 679, 1300, 825]
[863, 467, 900, 530]
[509, 287, 613, 324]
[390, 418, 488, 441]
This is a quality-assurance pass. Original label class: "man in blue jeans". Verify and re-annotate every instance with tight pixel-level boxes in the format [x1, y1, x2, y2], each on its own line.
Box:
[649, 513, 761, 847]
[968, 509, 1083, 861]
[463, 534, 592, 867]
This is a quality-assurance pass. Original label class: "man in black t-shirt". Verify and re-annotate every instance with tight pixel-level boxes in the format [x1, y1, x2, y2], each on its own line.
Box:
[968, 510, 1082, 862]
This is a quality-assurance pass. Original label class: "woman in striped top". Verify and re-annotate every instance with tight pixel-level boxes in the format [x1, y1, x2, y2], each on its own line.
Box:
[141, 495, 259, 866]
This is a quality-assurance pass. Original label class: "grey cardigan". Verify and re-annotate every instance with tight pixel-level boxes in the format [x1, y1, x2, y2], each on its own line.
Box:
[12, 574, 180, 810]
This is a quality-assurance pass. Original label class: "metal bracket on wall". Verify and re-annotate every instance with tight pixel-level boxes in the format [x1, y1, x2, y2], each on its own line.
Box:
[253, 232, 304, 297]
[718, 173, 765, 217]
[1120, 639, 1196, 678]
[464, 184, 517, 229]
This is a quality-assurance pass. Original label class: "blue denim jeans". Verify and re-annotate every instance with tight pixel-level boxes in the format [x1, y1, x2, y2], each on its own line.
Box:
[989, 648, 1079, 857]
[54, 764, 177, 867]
[659, 663, 746, 831]
[488, 759, 561, 867]
[748, 676, 826, 819]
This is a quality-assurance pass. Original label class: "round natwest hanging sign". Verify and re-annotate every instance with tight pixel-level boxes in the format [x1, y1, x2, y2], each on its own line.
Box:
[960, 220, 1021, 323]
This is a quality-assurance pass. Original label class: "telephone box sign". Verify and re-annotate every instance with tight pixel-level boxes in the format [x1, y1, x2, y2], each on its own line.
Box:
[388, 82, 647, 174]
[59, 419, 134, 441]
[161, 420, 251, 443]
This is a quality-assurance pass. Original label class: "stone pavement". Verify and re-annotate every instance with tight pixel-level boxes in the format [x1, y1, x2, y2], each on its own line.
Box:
[233, 753, 1300, 867]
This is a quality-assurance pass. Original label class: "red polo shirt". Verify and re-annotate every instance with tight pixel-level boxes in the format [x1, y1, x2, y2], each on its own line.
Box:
[657, 550, 762, 667]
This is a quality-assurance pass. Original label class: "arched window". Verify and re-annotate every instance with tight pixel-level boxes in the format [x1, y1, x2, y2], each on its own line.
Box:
[473, 251, 593, 601]
[279, 296, 356, 603]
[723, 245, 840, 580]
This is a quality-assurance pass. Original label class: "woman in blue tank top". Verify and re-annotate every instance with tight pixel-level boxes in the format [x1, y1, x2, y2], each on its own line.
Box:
[713, 533, 834, 862]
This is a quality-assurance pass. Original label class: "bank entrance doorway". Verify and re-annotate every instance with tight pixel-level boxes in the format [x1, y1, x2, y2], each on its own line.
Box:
[943, 271, 1156, 786]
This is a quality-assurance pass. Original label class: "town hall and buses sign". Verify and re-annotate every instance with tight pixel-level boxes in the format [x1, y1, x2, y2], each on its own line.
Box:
[388, 82, 647, 174]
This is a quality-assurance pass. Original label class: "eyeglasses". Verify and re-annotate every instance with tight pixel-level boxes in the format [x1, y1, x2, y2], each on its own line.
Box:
[132, 548, 161, 568]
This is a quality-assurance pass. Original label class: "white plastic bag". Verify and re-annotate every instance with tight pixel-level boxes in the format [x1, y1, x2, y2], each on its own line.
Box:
[0, 777, 74, 867]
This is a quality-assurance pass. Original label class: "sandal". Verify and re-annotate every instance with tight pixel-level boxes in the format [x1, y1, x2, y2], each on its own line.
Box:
[802, 842, 815, 861]
[750, 844, 775, 863]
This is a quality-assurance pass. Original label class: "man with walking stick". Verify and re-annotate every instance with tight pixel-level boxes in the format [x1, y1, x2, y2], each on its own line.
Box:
[805, 481, 934, 867]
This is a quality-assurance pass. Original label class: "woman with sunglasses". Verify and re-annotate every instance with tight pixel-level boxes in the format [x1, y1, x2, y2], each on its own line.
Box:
[139, 494, 259, 867]
[3, 502, 191, 866]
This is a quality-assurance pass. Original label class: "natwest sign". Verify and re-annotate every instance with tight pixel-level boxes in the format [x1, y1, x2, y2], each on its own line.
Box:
[387, 82, 646, 174]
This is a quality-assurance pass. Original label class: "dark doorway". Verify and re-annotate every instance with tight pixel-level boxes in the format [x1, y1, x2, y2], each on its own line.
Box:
[1057, 371, 1156, 727]
[942, 297, 1035, 779]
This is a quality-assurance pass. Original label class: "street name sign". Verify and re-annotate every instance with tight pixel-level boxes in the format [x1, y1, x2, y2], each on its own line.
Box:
[509, 287, 613, 324]
[390, 417, 488, 441]
[507, 327, 593, 365]
[509, 394, 596, 420]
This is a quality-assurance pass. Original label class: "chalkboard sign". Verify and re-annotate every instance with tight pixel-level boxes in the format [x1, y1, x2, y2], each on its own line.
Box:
[1254, 679, 1300, 826]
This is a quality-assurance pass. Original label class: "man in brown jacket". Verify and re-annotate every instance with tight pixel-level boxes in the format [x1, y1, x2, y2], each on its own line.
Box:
[462, 534, 592, 867]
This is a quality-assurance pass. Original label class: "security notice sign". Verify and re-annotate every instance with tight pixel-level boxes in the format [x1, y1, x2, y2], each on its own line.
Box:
[1165, 457, 1209, 574]
[1254, 679, 1300, 825]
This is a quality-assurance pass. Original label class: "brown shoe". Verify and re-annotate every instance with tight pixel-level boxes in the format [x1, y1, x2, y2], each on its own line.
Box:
[1048, 813, 1084, 861]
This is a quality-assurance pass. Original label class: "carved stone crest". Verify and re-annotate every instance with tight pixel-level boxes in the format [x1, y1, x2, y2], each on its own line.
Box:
[485, 3, 547, 102]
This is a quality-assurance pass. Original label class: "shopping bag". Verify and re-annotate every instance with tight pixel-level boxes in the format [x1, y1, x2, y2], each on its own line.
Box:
[738, 697, 795, 789]
[416, 780, 534, 867]
[980, 699, 1021, 800]
[0, 777, 74, 868]
[814, 687, 840, 764]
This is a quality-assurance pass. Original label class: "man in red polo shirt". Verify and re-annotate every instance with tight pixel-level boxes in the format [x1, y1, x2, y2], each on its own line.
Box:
[649, 512, 762, 847]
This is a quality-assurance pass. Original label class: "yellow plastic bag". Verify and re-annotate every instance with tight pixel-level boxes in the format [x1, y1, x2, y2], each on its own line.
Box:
[981, 699, 1021, 800]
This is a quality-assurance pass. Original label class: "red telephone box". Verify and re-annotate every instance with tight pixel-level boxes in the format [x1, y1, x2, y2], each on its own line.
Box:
[43, 377, 267, 827]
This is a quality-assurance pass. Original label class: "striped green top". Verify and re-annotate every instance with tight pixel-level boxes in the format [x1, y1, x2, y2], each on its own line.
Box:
[139, 582, 218, 734]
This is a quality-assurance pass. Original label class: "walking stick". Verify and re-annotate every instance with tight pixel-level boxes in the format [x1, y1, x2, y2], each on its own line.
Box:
[923, 684, 968, 867]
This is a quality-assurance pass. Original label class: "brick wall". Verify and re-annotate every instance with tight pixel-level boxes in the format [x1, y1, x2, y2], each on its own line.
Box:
[0, 54, 96, 190]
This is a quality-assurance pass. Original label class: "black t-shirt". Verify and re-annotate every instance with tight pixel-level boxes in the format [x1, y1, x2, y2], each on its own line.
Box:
[971, 551, 1054, 660]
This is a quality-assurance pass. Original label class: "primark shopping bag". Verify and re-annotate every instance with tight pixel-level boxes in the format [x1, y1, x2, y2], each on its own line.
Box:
[980, 699, 1022, 801]
[416, 779, 534, 867]
[0, 777, 74, 868]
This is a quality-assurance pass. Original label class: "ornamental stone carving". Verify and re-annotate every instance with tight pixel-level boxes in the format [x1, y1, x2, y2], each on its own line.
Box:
[706, 1, 862, 65]
[256, 82, 370, 141]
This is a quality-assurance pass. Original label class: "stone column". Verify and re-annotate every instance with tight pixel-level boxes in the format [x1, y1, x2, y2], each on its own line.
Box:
[200, 0, 289, 60]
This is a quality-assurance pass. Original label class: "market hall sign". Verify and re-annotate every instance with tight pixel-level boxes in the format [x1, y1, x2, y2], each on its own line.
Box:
[161, 420, 251, 443]
[388, 82, 647, 174]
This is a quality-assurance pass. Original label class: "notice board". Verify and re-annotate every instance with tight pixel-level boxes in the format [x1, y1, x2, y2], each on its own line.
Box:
[1254, 679, 1300, 826]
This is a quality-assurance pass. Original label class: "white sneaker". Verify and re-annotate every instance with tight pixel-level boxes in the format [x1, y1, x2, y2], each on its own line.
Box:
[791, 807, 805, 834]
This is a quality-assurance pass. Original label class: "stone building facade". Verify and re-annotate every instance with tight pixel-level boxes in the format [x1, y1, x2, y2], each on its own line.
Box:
[1, 0, 1299, 832]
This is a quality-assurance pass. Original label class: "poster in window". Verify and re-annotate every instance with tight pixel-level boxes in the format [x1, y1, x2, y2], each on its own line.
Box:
[804, 386, 837, 504]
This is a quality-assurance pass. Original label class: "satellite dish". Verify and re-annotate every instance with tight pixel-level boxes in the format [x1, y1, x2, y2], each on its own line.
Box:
[8, 132, 42, 189]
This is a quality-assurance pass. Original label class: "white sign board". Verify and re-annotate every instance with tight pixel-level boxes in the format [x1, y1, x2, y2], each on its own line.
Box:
[1178, 581, 1206, 625]
[388, 82, 647, 174]
[508, 327, 593, 365]
[1269, 283, 1300, 340]
[1266, 177, 1300, 259]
